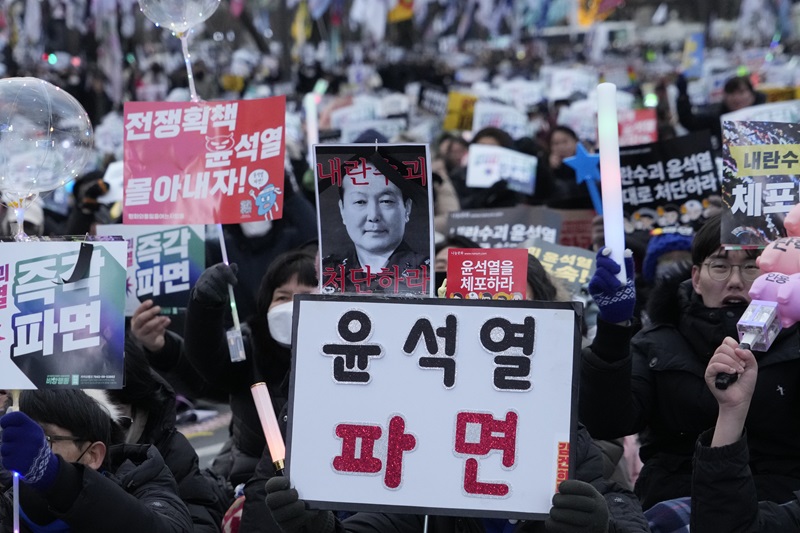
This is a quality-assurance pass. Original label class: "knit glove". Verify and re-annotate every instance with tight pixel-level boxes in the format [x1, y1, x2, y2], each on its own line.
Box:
[0, 411, 59, 492]
[588, 247, 636, 324]
[546, 479, 609, 533]
[193, 263, 238, 306]
[265, 476, 335, 533]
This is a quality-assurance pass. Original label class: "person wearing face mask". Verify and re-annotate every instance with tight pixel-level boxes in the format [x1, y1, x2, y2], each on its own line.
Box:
[183, 250, 317, 496]
[579, 214, 800, 515]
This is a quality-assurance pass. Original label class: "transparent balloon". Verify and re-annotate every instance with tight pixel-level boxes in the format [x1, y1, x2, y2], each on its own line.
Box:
[138, 0, 221, 34]
[0, 77, 94, 240]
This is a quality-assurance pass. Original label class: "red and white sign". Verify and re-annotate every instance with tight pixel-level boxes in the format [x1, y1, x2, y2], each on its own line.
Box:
[446, 248, 528, 300]
[287, 295, 580, 520]
[123, 97, 286, 224]
[618, 108, 658, 147]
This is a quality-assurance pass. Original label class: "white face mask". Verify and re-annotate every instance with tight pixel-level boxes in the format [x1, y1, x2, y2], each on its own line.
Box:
[267, 301, 294, 347]
[241, 219, 273, 238]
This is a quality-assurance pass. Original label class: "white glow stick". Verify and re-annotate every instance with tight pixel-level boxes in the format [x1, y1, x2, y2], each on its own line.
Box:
[597, 83, 627, 285]
[250, 382, 286, 471]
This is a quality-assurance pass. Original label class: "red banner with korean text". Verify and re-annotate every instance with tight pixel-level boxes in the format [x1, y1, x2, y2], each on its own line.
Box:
[123, 97, 286, 225]
[446, 248, 528, 300]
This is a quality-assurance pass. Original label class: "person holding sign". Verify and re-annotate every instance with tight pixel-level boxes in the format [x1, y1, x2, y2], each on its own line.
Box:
[0, 389, 192, 532]
[262, 424, 650, 532]
[580, 214, 800, 510]
[322, 160, 430, 294]
[183, 251, 317, 490]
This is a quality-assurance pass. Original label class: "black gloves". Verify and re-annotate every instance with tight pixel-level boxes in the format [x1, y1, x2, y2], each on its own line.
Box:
[73, 172, 110, 215]
[193, 263, 238, 306]
[675, 74, 688, 96]
[265, 477, 336, 533]
[545, 479, 609, 533]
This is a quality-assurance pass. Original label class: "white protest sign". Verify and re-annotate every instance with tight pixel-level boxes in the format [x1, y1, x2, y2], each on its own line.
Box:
[287, 296, 580, 520]
[721, 100, 800, 124]
[330, 103, 376, 130]
[471, 101, 532, 140]
[466, 144, 538, 195]
[340, 118, 408, 143]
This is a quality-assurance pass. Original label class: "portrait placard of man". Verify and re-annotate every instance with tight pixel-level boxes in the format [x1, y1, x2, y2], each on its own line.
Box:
[315, 144, 434, 295]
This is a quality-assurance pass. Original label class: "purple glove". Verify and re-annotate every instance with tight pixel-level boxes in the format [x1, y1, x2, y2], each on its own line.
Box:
[588, 247, 636, 324]
[1, 411, 59, 491]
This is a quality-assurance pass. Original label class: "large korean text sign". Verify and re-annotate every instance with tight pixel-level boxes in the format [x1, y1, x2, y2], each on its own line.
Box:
[287, 296, 580, 520]
[123, 97, 286, 225]
[0, 241, 127, 389]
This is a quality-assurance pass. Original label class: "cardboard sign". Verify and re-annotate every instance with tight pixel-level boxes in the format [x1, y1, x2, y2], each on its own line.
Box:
[465, 144, 538, 196]
[0, 239, 127, 389]
[447, 206, 562, 249]
[443, 91, 477, 131]
[619, 131, 718, 230]
[123, 97, 287, 225]
[618, 108, 658, 147]
[528, 240, 596, 295]
[446, 248, 528, 299]
[721, 120, 800, 247]
[95, 224, 205, 316]
[315, 144, 434, 296]
[287, 295, 580, 520]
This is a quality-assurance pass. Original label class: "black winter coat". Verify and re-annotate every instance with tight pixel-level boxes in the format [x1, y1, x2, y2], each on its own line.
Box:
[676, 91, 767, 150]
[331, 425, 648, 533]
[184, 296, 290, 487]
[0, 444, 193, 533]
[691, 428, 800, 533]
[580, 279, 800, 509]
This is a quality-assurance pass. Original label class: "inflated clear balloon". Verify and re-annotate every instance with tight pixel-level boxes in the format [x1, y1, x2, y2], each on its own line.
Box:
[138, 0, 221, 34]
[0, 77, 93, 214]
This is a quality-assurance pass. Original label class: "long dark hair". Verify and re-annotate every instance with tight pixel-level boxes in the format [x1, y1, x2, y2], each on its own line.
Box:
[247, 249, 317, 385]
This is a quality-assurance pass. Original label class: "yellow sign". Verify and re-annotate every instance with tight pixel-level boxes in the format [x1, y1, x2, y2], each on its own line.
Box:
[443, 91, 477, 131]
[729, 144, 800, 177]
[388, 0, 414, 23]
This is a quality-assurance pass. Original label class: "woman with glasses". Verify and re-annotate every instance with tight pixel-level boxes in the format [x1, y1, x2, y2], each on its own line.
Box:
[578, 214, 800, 513]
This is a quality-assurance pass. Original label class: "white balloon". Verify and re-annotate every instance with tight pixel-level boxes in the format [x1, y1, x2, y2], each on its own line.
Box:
[0, 77, 93, 207]
[138, 0, 221, 34]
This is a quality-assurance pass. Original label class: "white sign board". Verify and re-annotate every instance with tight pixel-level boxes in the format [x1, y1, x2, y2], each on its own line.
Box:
[471, 101, 532, 140]
[721, 100, 800, 125]
[287, 295, 580, 520]
[466, 144, 538, 196]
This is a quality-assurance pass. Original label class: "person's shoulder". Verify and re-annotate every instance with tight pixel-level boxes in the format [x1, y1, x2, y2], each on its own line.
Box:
[391, 245, 430, 270]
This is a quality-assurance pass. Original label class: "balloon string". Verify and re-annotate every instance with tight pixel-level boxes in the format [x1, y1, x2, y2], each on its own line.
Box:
[179, 32, 201, 103]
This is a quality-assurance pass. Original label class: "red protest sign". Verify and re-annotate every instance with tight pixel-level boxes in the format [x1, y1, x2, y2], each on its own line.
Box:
[123, 97, 286, 224]
[618, 108, 657, 147]
[446, 248, 528, 300]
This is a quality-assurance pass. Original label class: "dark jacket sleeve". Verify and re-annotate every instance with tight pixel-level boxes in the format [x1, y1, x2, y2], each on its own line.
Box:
[239, 444, 284, 533]
[691, 428, 800, 532]
[676, 94, 718, 134]
[573, 425, 650, 533]
[580, 320, 654, 439]
[183, 290, 252, 393]
[41, 453, 193, 533]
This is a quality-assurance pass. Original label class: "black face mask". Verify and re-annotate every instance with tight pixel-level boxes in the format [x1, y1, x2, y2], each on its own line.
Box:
[434, 271, 447, 294]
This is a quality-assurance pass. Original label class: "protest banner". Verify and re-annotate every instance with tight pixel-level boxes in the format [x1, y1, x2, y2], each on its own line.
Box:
[96, 224, 205, 316]
[446, 248, 528, 299]
[527, 240, 596, 295]
[443, 91, 477, 131]
[287, 295, 580, 519]
[720, 120, 800, 247]
[549, 209, 595, 250]
[447, 206, 562, 249]
[471, 101, 532, 140]
[465, 144, 538, 196]
[315, 143, 434, 296]
[0, 238, 127, 389]
[123, 97, 286, 225]
[618, 108, 658, 147]
[619, 131, 719, 231]
[681, 32, 705, 79]
[418, 83, 449, 117]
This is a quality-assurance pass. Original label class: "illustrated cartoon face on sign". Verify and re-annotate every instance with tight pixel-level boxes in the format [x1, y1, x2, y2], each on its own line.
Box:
[206, 134, 235, 152]
[250, 185, 282, 219]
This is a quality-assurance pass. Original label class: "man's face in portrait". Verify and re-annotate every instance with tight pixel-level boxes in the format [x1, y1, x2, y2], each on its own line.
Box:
[339, 165, 412, 257]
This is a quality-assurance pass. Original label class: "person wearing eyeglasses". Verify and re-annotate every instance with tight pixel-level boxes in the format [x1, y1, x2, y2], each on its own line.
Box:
[0, 389, 192, 533]
[578, 213, 800, 517]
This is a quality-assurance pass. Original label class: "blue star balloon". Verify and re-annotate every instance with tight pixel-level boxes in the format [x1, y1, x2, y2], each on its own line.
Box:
[563, 142, 603, 214]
